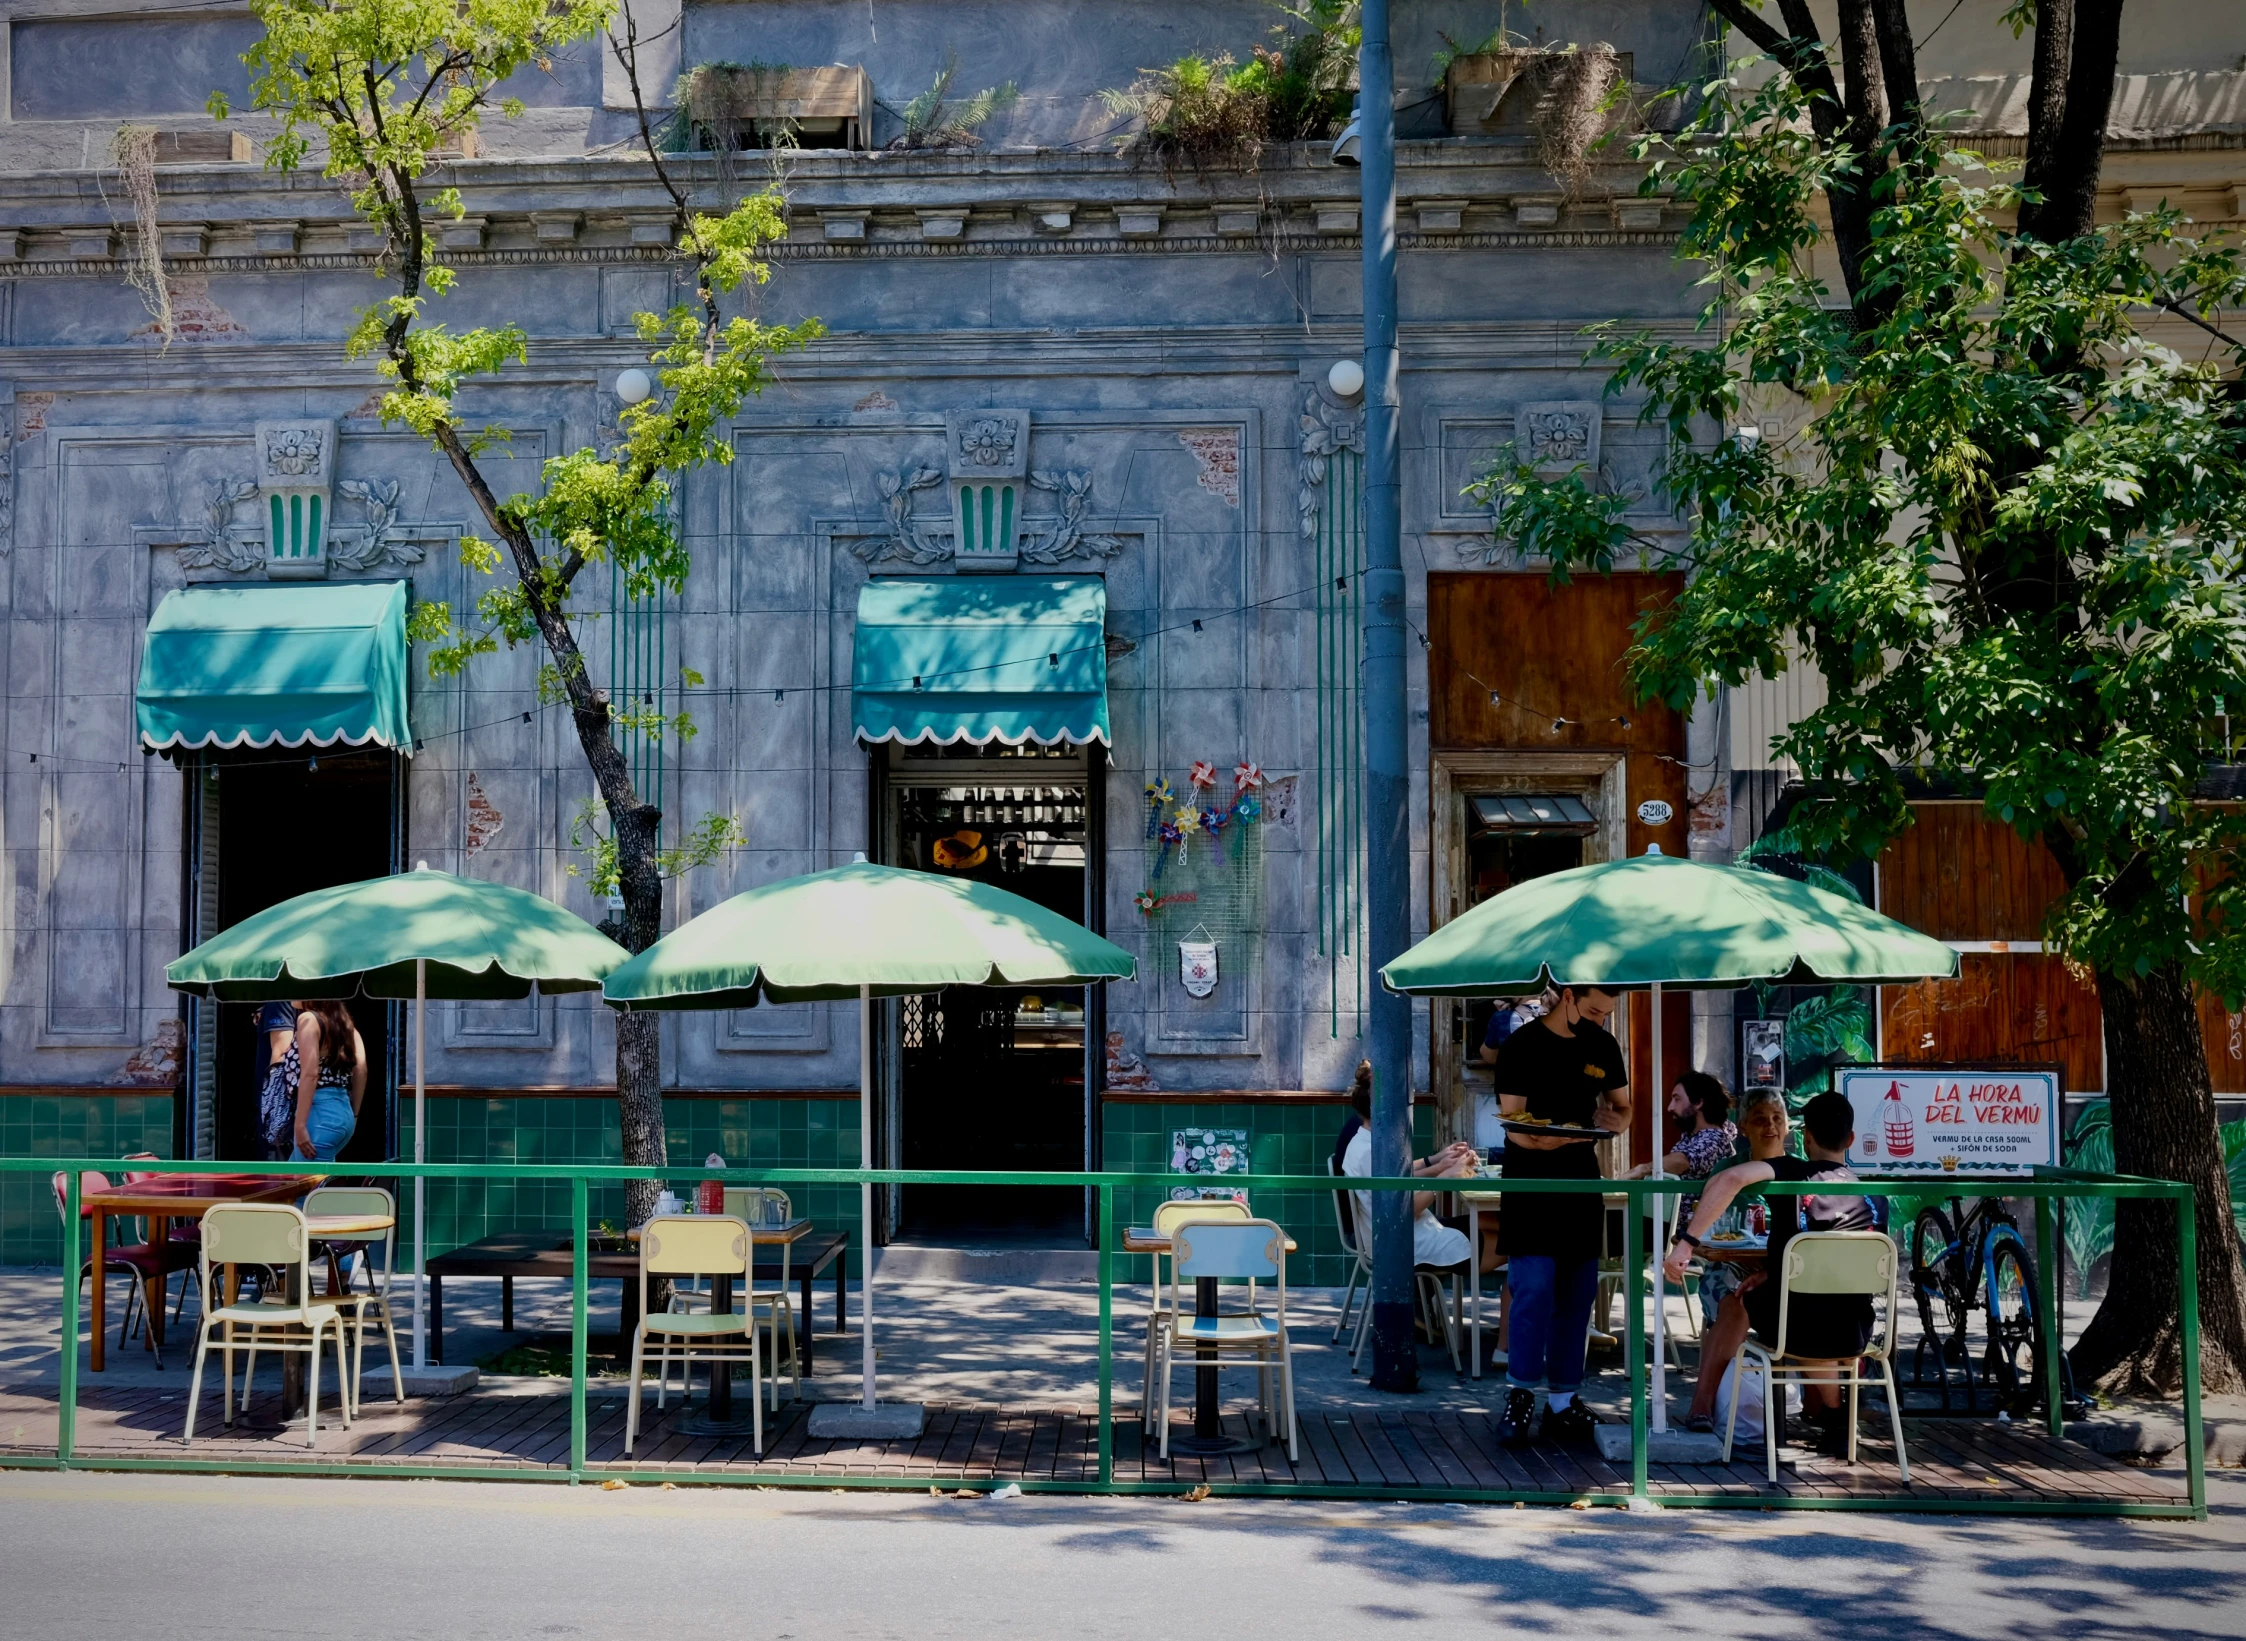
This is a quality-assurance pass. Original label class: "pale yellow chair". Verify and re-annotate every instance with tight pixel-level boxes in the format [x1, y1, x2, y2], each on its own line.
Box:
[1140, 1198, 1252, 1434]
[183, 1204, 352, 1448]
[663, 1190, 800, 1408]
[302, 1185, 404, 1417]
[1152, 1217, 1298, 1461]
[1720, 1230, 1909, 1483]
[626, 1215, 762, 1457]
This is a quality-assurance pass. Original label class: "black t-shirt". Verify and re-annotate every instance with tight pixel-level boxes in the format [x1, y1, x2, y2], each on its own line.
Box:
[1747, 1153, 1878, 1357]
[1491, 1015, 1628, 1258]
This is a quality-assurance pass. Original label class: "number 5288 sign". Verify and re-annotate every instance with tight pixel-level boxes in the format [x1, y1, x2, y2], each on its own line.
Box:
[1837, 1066, 2060, 1176]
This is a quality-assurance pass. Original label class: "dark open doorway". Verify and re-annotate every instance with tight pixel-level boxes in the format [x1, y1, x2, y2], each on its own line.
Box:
[881, 744, 1098, 1246]
[208, 749, 399, 1163]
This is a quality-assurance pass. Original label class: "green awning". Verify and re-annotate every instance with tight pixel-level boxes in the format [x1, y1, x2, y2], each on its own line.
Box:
[852, 576, 1110, 747]
[136, 580, 413, 753]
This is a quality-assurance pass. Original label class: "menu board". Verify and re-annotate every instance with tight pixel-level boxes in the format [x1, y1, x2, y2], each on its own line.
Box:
[1837, 1066, 2060, 1176]
[1169, 1127, 1250, 1204]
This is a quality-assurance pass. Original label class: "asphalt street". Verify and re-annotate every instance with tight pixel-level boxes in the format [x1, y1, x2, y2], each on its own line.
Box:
[2, 1468, 2242, 1640]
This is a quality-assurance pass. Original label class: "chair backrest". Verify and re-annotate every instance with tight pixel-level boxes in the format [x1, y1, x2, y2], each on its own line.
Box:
[51, 1171, 113, 1224]
[1174, 1218, 1285, 1284]
[302, 1185, 395, 1235]
[642, 1215, 750, 1277]
[121, 1152, 165, 1187]
[1153, 1198, 1251, 1239]
[723, 1187, 791, 1228]
[203, 1203, 310, 1270]
[1776, 1230, 1899, 1359]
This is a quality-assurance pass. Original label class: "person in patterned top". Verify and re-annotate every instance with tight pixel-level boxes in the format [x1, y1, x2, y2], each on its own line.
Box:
[1626, 1071, 1736, 1184]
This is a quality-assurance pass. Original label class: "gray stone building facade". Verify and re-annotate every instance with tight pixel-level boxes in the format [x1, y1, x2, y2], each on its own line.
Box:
[0, 0, 2238, 1258]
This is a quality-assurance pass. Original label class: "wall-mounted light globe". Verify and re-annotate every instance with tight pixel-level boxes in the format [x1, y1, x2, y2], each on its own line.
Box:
[1327, 359, 1365, 399]
[615, 368, 653, 405]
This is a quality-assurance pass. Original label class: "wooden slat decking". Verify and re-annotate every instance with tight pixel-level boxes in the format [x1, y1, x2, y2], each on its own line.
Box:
[0, 1384, 2184, 1507]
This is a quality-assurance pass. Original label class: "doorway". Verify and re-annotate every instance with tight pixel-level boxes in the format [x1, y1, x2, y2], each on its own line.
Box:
[879, 743, 1101, 1246]
[206, 749, 401, 1163]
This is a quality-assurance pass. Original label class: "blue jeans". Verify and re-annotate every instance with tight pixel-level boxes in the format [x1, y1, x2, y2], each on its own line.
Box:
[1505, 1254, 1600, 1395]
[302, 1086, 356, 1161]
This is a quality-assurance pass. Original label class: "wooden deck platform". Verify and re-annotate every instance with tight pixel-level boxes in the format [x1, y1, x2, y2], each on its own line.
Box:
[0, 1384, 2185, 1508]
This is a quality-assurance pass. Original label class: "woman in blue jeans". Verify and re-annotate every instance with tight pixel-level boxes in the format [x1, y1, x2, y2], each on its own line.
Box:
[281, 1000, 367, 1162]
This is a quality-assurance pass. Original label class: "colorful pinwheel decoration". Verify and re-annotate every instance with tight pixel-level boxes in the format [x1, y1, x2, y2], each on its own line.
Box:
[1233, 761, 1265, 795]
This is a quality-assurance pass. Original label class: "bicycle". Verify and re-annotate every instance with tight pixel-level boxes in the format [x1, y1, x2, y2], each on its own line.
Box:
[1906, 1195, 2062, 1415]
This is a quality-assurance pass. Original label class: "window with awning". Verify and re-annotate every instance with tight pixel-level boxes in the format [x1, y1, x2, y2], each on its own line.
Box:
[135, 579, 413, 753]
[851, 577, 1110, 748]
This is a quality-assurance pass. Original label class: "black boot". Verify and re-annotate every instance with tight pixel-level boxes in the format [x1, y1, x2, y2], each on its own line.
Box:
[1498, 1387, 1537, 1449]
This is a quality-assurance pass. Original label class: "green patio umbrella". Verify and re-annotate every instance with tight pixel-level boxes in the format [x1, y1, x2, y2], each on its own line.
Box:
[1380, 846, 1957, 1433]
[605, 858, 1137, 1428]
[168, 865, 629, 1368]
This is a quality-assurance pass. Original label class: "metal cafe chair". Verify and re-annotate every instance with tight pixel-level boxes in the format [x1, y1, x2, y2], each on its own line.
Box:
[1152, 1217, 1299, 1462]
[1720, 1229, 1910, 1483]
[626, 1215, 763, 1457]
[1140, 1197, 1253, 1433]
[301, 1185, 404, 1418]
[184, 1204, 353, 1448]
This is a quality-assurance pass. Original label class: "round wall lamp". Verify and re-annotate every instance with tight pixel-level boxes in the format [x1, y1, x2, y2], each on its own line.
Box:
[615, 368, 653, 405]
[1327, 358, 1365, 399]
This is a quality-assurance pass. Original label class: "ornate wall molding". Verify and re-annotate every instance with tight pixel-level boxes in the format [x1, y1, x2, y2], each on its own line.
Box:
[1296, 389, 1365, 543]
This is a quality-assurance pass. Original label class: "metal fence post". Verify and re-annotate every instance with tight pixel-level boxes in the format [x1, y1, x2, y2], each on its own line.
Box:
[2035, 1193, 2062, 1437]
[1097, 1182, 1114, 1488]
[1625, 1181, 1646, 1500]
[58, 1169, 80, 1466]
[571, 1175, 588, 1482]
[2177, 1184, 2206, 1519]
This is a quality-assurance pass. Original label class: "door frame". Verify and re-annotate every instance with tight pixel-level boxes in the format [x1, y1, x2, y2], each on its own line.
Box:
[1428, 749, 1629, 1155]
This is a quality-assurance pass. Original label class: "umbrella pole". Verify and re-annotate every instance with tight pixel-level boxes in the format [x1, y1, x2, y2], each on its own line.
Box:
[413, 958, 427, 1370]
[859, 983, 876, 1413]
[1649, 980, 1667, 1435]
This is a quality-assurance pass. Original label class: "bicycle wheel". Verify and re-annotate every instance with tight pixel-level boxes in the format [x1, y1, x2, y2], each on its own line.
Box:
[1909, 1207, 1966, 1360]
[1984, 1235, 2047, 1409]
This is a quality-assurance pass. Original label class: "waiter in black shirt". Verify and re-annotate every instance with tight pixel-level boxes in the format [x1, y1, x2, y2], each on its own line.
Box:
[1490, 984, 1630, 1448]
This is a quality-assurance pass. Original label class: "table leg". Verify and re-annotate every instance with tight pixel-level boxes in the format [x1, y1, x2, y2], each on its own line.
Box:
[147, 1214, 171, 1357]
[836, 1253, 847, 1336]
[1194, 1275, 1219, 1444]
[502, 1275, 513, 1333]
[799, 1268, 814, 1372]
[89, 1210, 106, 1374]
[709, 1275, 734, 1419]
[430, 1274, 444, 1365]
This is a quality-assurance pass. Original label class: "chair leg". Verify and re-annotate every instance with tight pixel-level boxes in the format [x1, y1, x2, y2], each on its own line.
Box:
[1349, 1286, 1373, 1371]
[751, 1332, 765, 1458]
[1764, 1363, 1780, 1484]
[183, 1326, 209, 1443]
[1882, 1359, 1910, 1485]
[1332, 1260, 1362, 1344]
[306, 1323, 322, 1450]
[379, 1300, 404, 1404]
[334, 1324, 354, 1430]
[1279, 1332, 1299, 1463]
[1156, 1328, 1174, 1460]
[625, 1329, 647, 1456]
[1847, 1372, 1862, 1464]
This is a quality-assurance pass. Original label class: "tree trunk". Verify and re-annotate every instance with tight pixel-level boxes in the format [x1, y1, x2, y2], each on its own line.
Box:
[2017, 0, 2123, 244]
[2071, 961, 2246, 1395]
[612, 790, 668, 1227]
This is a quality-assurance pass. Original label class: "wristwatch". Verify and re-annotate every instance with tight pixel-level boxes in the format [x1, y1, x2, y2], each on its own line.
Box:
[1670, 1230, 1704, 1251]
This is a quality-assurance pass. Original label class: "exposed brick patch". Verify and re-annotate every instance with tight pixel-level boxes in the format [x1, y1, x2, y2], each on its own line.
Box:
[465, 772, 504, 857]
[16, 393, 51, 436]
[130, 278, 247, 344]
[853, 390, 899, 411]
[1178, 427, 1241, 506]
[1105, 1030, 1160, 1091]
[108, 1018, 184, 1088]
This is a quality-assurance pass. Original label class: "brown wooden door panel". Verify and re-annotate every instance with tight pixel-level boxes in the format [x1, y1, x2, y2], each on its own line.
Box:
[2198, 988, 2246, 1095]
[1880, 955, 2102, 1092]
[1875, 805, 2070, 941]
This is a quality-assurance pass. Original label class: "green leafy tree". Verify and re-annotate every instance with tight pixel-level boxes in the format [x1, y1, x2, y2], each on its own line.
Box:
[217, 0, 822, 1216]
[1474, 5, 2246, 1392]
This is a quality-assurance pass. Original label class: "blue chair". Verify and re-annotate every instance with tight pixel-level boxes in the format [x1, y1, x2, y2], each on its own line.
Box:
[1152, 1218, 1298, 1461]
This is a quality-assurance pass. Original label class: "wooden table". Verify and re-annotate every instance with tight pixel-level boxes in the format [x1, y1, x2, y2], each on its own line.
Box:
[78, 1173, 316, 1371]
[426, 1224, 846, 1369]
[1124, 1225, 1297, 1456]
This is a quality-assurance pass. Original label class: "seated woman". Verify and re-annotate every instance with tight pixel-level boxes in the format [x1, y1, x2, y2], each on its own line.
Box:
[1664, 1090, 1878, 1452]
[1339, 1073, 1490, 1271]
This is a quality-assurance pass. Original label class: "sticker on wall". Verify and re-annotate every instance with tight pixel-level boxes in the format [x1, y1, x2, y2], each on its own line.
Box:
[1178, 927, 1220, 998]
[1636, 799, 1675, 826]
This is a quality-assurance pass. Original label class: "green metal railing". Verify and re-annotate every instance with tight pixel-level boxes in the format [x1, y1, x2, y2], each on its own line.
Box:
[3, 1157, 2206, 1519]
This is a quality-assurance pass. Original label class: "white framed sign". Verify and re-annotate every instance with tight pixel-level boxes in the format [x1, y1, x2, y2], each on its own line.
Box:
[1837, 1064, 2061, 1176]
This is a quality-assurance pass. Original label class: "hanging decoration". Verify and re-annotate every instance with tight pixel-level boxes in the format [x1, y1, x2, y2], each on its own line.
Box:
[1141, 755, 1270, 1004]
[1178, 926, 1220, 998]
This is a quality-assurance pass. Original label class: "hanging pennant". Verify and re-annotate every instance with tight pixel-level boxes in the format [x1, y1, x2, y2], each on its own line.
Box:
[1178, 925, 1220, 998]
